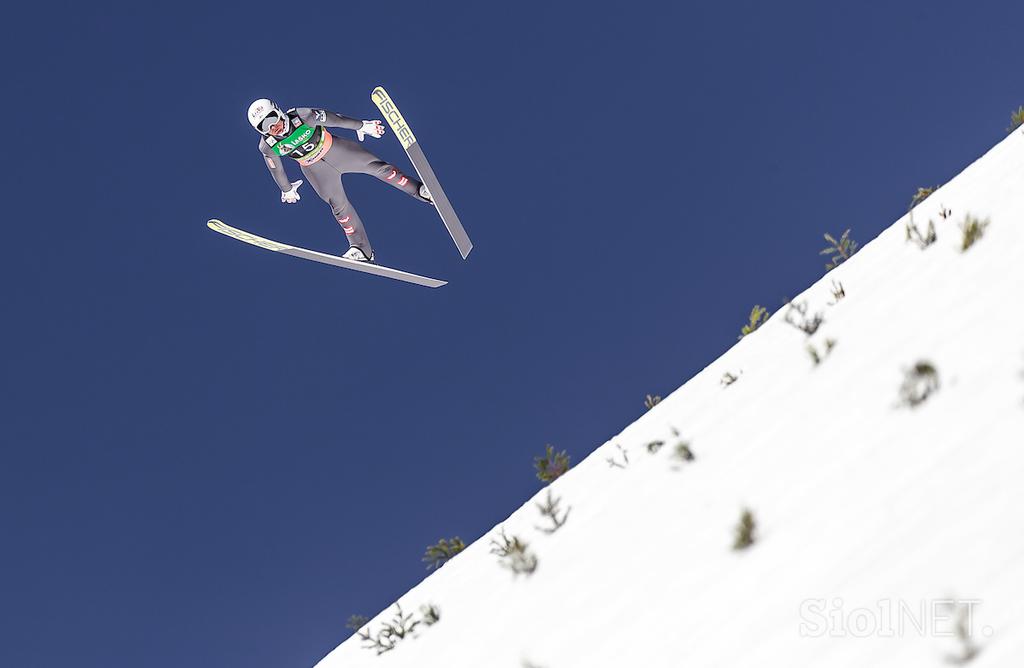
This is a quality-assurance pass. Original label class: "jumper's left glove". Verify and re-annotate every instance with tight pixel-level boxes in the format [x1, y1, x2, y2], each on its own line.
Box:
[356, 120, 385, 141]
[281, 180, 303, 204]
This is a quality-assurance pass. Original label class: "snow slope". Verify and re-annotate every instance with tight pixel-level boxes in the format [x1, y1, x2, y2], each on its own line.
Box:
[314, 127, 1024, 667]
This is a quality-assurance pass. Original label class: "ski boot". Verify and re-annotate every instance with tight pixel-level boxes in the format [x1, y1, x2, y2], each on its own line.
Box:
[342, 246, 375, 263]
[419, 183, 434, 204]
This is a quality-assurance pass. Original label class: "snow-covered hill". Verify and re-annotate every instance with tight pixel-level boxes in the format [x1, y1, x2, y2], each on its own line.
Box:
[314, 127, 1024, 668]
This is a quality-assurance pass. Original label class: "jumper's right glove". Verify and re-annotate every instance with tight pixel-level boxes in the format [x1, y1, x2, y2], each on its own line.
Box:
[281, 180, 303, 204]
[356, 120, 385, 142]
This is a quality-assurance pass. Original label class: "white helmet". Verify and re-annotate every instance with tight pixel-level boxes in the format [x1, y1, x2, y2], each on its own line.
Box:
[247, 98, 288, 134]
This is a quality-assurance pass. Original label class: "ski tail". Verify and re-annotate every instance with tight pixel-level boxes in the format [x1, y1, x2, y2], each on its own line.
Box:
[371, 86, 473, 259]
[207, 219, 447, 288]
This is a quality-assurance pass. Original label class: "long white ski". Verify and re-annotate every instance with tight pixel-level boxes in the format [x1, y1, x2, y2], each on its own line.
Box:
[371, 86, 473, 259]
[207, 219, 447, 288]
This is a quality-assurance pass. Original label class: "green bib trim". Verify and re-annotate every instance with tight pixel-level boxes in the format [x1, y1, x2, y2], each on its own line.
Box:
[271, 123, 320, 158]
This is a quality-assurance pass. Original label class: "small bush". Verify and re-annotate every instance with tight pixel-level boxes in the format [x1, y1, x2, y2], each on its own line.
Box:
[660, 427, 695, 465]
[740, 305, 770, 339]
[721, 371, 739, 387]
[942, 600, 981, 665]
[422, 537, 466, 571]
[358, 604, 421, 655]
[346, 614, 370, 632]
[959, 215, 989, 252]
[534, 489, 571, 534]
[906, 218, 937, 249]
[1008, 105, 1024, 133]
[420, 604, 441, 626]
[490, 529, 538, 575]
[605, 443, 629, 469]
[644, 394, 661, 411]
[899, 361, 940, 407]
[534, 445, 571, 483]
[807, 338, 837, 366]
[732, 508, 757, 550]
[829, 280, 846, 304]
[910, 186, 939, 209]
[784, 301, 823, 336]
[906, 186, 941, 249]
[820, 229, 859, 270]
[674, 441, 695, 462]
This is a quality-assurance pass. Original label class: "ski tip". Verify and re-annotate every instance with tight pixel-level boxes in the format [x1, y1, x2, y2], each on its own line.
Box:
[207, 218, 223, 228]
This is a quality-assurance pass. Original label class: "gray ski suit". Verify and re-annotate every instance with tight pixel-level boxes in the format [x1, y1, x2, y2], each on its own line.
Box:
[258, 107, 429, 258]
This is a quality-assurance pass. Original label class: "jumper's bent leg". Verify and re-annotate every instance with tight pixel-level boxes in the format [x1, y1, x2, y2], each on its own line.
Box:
[325, 137, 430, 203]
[362, 160, 431, 202]
[301, 161, 374, 257]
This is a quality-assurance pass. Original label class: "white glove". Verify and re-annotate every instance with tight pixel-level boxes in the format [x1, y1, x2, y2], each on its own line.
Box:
[356, 120, 385, 142]
[281, 179, 303, 204]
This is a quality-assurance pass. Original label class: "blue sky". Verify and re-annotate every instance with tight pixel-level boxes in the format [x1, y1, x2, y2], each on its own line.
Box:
[2, 1, 1020, 666]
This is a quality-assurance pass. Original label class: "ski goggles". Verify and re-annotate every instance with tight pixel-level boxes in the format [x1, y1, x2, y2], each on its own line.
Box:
[260, 111, 285, 133]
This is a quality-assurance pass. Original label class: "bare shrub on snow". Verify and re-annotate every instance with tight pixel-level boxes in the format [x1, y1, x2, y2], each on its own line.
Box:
[732, 508, 757, 551]
[534, 489, 571, 534]
[534, 444, 571, 483]
[784, 300, 824, 336]
[357, 603, 438, 655]
[899, 361, 940, 407]
[422, 537, 465, 571]
[740, 304, 770, 339]
[820, 229, 858, 270]
[490, 529, 538, 576]
[958, 214, 989, 252]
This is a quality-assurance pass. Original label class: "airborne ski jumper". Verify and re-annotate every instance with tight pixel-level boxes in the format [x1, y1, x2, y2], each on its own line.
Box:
[209, 92, 468, 287]
[247, 98, 432, 262]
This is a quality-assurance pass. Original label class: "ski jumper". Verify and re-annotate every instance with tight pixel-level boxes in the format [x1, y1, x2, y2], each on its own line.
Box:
[258, 107, 428, 257]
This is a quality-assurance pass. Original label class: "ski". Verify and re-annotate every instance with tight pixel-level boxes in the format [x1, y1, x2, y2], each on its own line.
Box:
[207, 219, 447, 288]
[371, 86, 473, 259]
